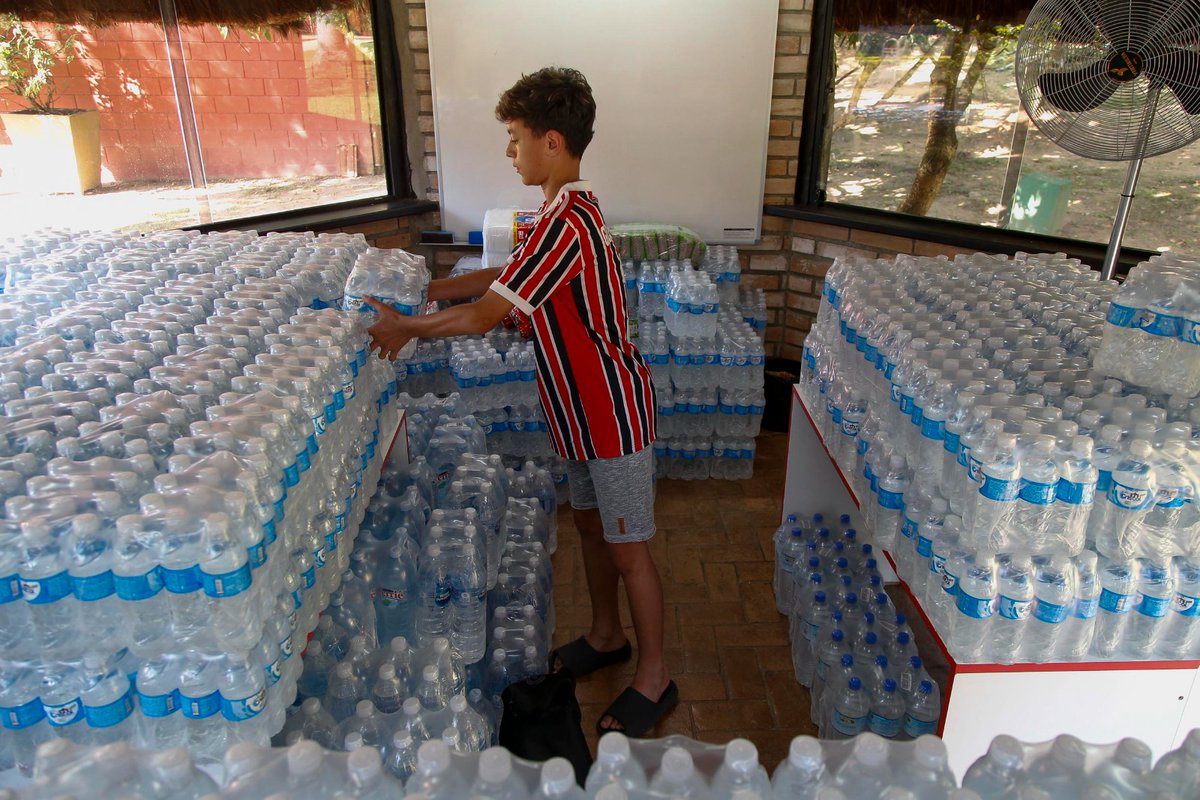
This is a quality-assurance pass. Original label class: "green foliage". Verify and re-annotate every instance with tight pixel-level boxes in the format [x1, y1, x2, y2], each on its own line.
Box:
[0, 14, 77, 113]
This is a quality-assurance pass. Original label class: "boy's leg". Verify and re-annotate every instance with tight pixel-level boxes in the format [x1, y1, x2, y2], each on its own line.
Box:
[600, 538, 670, 730]
[573, 506, 627, 651]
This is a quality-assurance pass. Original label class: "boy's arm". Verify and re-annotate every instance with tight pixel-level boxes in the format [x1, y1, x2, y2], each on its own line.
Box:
[365, 290, 513, 360]
[428, 268, 503, 302]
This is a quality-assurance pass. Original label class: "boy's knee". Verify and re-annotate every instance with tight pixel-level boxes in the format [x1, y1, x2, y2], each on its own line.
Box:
[606, 540, 654, 576]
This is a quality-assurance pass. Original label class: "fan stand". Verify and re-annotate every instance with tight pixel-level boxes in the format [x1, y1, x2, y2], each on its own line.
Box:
[1100, 83, 1165, 280]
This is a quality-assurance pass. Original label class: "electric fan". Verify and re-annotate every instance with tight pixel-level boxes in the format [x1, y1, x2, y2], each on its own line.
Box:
[1015, 0, 1200, 278]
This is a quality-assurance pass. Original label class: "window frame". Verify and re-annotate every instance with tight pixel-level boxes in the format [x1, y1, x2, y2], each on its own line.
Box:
[785, 0, 1153, 273]
[186, 0, 436, 234]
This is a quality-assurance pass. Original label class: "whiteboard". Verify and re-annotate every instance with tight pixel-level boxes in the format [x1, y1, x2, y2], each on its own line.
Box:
[425, 0, 779, 245]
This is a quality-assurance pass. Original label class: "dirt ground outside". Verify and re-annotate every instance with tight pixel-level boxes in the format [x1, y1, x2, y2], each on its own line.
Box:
[0, 174, 388, 238]
[827, 44, 1200, 258]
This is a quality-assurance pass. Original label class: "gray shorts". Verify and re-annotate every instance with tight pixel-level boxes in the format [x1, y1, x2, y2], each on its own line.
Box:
[566, 444, 657, 543]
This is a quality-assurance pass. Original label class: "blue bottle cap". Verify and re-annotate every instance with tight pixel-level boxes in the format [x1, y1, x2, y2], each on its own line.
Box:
[863, 611, 876, 625]
[814, 591, 827, 603]
[832, 629, 845, 642]
[840, 515, 852, 525]
[865, 631, 877, 644]
[898, 632, 911, 644]
[809, 557, 821, 568]
[883, 678, 897, 692]
[910, 656, 923, 668]
[841, 654, 854, 667]
[862, 544, 874, 555]
[849, 677, 862, 690]
[791, 527, 805, 537]
[895, 613, 907, 626]
[813, 514, 825, 523]
[874, 593, 889, 606]
[845, 528, 857, 540]
[875, 655, 889, 668]
[845, 592, 858, 604]
[811, 574, 823, 584]
[841, 575, 853, 587]
[837, 558, 849, 571]
[817, 527, 831, 538]
[918, 680, 934, 694]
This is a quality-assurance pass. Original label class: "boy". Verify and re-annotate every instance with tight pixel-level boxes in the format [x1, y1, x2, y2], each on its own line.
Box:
[365, 66, 676, 737]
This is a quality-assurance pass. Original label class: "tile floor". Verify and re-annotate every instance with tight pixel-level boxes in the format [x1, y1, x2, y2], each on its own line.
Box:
[548, 429, 816, 770]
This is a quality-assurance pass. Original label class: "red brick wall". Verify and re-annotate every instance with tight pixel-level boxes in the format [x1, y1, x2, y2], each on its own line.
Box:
[0, 21, 380, 182]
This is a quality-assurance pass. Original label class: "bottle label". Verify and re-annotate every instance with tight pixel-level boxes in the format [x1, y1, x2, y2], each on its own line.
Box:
[916, 534, 933, 558]
[248, 542, 267, 571]
[899, 394, 915, 416]
[202, 563, 252, 598]
[903, 714, 938, 738]
[21, 571, 72, 605]
[1109, 481, 1155, 511]
[1137, 310, 1182, 338]
[1057, 479, 1096, 506]
[1099, 588, 1133, 614]
[956, 592, 994, 619]
[980, 474, 1020, 502]
[967, 455, 983, 483]
[114, 569, 162, 601]
[280, 635, 294, 660]
[2, 697, 44, 730]
[868, 712, 902, 738]
[380, 586, 409, 604]
[831, 407, 843, 425]
[181, 690, 221, 720]
[930, 553, 947, 575]
[832, 710, 866, 736]
[1182, 319, 1200, 346]
[297, 448, 312, 474]
[1106, 302, 1137, 328]
[840, 419, 860, 437]
[803, 620, 820, 641]
[944, 431, 961, 454]
[73, 571, 115, 602]
[1156, 486, 1187, 508]
[1033, 599, 1070, 624]
[921, 417, 945, 441]
[0, 574, 18, 604]
[137, 688, 179, 718]
[265, 657, 283, 686]
[942, 570, 959, 594]
[1135, 593, 1170, 618]
[86, 689, 135, 729]
[1097, 469, 1113, 494]
[998, 595, 1033, 620]
[162, 565, 202, 594]
[1171, 592, 1200, 617]
[263, 518, 278, 547]
[857, 438, 869, 456]
[891, 384, 901, 403]
[301, 565, 316, 589]
[221, 689, 267, 722]
[911, 406, 924, 426]
[878, 489, 904, 510]
[1019, 479, 1056, 506]
[284, 462, 300, 487]
[1073, 597, 1099, 620]
[44, 698, 83, 727]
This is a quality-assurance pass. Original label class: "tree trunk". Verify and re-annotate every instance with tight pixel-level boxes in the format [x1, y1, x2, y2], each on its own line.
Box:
[898, 30, 997, 216]
[833, 56, 880, 132]
[877, 55, 928, 104]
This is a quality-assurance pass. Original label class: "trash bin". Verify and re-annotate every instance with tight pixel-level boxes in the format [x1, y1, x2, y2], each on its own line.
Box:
[763, 357, 801, 432]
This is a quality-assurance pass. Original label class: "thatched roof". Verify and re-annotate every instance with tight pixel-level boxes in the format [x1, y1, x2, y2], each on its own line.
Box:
[0, 0, 358, 28]
[833, 1, 1038, 31]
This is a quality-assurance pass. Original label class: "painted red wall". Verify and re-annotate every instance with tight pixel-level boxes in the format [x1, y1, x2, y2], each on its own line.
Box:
[0, 21, 381, 182]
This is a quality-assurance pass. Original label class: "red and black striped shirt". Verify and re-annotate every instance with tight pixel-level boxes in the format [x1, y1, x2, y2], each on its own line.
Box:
[490, 181, 656, 460]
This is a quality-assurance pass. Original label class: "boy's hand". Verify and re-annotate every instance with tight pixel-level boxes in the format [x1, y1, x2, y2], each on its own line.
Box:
[364, 296, 413, 361]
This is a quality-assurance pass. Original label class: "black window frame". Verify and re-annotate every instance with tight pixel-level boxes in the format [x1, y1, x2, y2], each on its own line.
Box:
[778, 0, 1151, 274]
[191, 0, 436, 234]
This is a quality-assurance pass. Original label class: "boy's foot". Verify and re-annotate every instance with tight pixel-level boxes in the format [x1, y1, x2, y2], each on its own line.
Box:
[549, 635, 632, 678]
[596, 680, 679, 738]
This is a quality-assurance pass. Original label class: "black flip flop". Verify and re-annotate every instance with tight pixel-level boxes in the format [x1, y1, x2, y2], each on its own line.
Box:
[549, 636, 633, 678]
[596, 680, 679, 738]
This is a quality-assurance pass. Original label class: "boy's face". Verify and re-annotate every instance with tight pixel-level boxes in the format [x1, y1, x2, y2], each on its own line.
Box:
[505, 119, 551, 188]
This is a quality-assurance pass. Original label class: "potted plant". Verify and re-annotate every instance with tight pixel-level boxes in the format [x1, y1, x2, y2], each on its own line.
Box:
[0, 14, 100, 194]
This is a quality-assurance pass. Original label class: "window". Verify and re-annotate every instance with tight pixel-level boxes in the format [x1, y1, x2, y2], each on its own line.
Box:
[0, 0, 408, 237]
[802, 1, 1200, 256]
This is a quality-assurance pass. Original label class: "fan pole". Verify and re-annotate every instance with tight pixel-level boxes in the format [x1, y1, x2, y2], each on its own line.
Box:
[1100, 85, 1164, 281]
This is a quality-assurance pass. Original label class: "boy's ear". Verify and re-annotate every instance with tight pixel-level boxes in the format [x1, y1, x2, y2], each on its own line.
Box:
[544, 128, 566, 157]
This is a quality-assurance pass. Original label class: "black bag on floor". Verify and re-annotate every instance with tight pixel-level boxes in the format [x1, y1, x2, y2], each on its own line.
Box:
[498, 671, 593, 786]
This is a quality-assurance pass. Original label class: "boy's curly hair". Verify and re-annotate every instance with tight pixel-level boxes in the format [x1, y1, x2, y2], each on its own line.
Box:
[495, 67, 596, 158]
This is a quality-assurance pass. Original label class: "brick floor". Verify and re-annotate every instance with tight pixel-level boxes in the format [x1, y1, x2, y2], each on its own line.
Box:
[550, 430, 813, 769]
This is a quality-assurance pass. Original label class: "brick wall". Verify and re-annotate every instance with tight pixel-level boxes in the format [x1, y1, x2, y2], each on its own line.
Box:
[0, 21, 380, 181]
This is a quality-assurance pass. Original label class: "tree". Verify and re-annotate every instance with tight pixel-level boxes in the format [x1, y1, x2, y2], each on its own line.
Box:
[0, 14, 78, 113]
[897, 21, 1017, 215]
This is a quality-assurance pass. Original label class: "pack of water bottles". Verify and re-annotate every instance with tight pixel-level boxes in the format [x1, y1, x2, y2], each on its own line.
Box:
[0, 228, 425, 773]
[342, 248, 430, 362]
[1094, 254, 1200, 397]
[798, 250, 1200, 663]
[774, 513, 943, 742]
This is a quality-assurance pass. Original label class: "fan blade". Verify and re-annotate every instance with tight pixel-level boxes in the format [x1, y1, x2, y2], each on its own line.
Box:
[1037, 61, 1116, 112]
[1148, 47, 1200, 114]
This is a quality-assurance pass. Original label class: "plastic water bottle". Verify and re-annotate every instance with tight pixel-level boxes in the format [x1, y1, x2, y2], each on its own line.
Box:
[1160, 557, 1200, 658]
[327, 662, 365, 724]
[1094, 556, 1139, 657]
[587, 732, 648, 795]
[1123, 558, 1176, 659]
[902, 680, 941, 739]
[827, 676, 869, 740]
[1094, 440, 1157, 560]
[1022, 553, 1075, 663]
[374, 545, 417, 646]
[1058, 551, 1100, 661]
[647, 747, 711, 800]
[371, 664, 405, 715]
[147, 746, 220, 799]
[711, 738, 772, 797]
[415, 545, 452, 646]
[1087, 737, 1154, 798]
[1151, 728, 1200, 799]
[218, 650, 268, 744]
[471, 746, 531, 800]
[833, 733, 893, 797]
[949, 552, 996, 662]
[345, 746, 404, 799]
[384, 730, 419, 782]
[450, 544, 487, 664]
[892, 736, 957, 797]
[990, 553, 1033, 664]
[405, 739, 466, 800]
[868, 678, 905, 739]
[963, 734, 1026, 799]
[532, 757, 587, 799]
[1025, 734, 1088, 798]
[771, 736, 827, 798]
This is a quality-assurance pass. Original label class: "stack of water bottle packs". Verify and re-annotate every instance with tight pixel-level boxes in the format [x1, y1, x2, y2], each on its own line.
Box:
[11, 724, 1200, 798]
[774, 513, 943, 742]
[0, 227, 428, 772]
[799, 249, 1200, 664]
[624, 248, 767, 481]
[274, 429, 559, 777]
